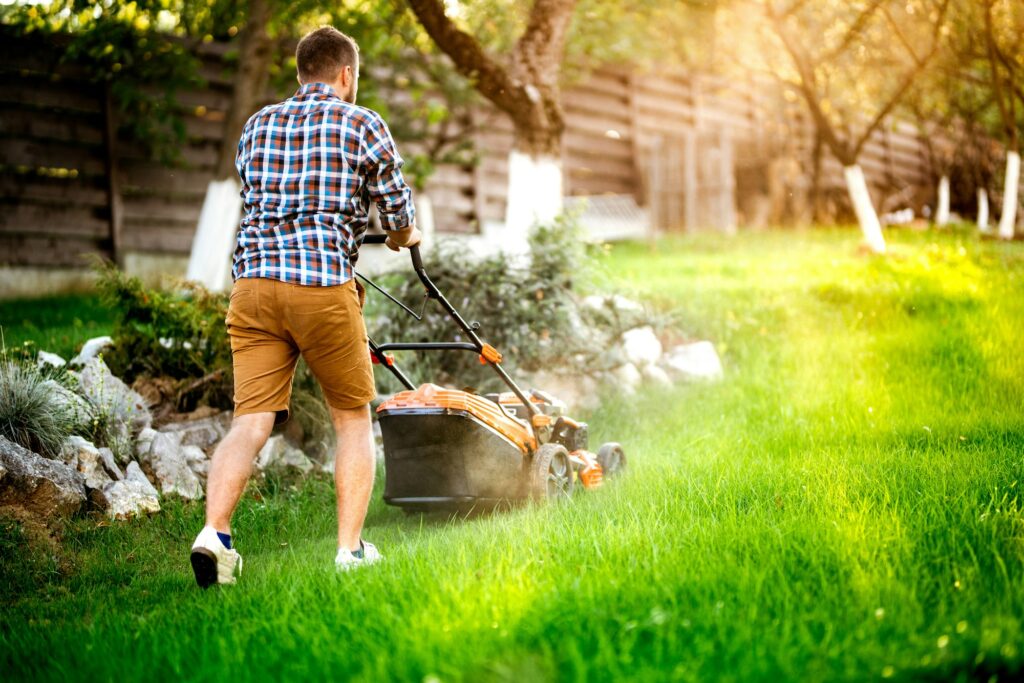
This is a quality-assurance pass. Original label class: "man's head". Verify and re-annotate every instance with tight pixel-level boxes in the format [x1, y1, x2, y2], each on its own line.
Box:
[296, 26, 360, 103]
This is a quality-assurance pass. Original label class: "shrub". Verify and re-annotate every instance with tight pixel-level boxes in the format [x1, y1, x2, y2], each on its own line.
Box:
[366, 215, 657, 394]
[93, 265, 329, 447]
[0, 361, 75, 459]
[94, 264, 233, 413]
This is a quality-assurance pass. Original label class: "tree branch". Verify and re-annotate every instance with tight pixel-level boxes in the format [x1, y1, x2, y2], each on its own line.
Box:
[512, 0, 577, 88]
[850, 0, 950, 157]
[822, 0, 887, 64]
[765, 1, 851, 162]
[983, 0, 1017, 147]
[880, 5, 922, 66]
[404, 0, 522, 114]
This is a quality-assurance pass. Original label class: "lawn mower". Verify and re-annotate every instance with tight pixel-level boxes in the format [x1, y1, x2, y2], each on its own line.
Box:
[359, 233, 626, 512]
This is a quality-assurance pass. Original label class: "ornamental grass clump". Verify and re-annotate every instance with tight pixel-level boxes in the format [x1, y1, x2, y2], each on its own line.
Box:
[0, 362, 75, 459]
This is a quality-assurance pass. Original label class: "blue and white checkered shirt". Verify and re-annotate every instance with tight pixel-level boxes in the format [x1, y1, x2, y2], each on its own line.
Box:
[232, 82, 415, 286]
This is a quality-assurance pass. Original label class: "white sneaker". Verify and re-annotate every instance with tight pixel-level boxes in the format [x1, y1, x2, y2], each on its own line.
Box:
[335, 540, 382, 572]
[190, 526, 243, 588]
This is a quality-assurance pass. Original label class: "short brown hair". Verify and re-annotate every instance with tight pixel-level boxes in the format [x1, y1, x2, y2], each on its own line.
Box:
[296, 26, 359, 84]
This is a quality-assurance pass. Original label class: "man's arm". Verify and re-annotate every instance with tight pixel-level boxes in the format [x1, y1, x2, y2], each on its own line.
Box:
[385, 225, 422, 251]
[361, 114, 421, 251]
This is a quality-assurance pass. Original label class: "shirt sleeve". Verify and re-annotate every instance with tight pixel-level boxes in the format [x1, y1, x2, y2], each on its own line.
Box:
[360, 114, 416, 232]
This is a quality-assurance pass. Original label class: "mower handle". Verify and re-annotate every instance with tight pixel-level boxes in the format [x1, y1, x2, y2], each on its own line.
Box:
[360, 230, 542, 419]
[362, 232, 423, 271]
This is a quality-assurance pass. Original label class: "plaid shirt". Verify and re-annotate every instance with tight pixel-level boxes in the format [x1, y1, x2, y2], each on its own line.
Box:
[232, 82, 415, 286]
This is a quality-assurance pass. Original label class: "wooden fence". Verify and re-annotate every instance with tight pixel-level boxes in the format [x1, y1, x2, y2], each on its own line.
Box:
[0, 30, 938, 271]
[0, 29, 238, 267]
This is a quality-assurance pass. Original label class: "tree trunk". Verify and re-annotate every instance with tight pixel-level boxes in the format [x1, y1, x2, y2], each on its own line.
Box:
[214, 0, 274, 180]
[503, 151, 563, 252]
[978, 187, 990, 232]
[810, 129, 824, 222]
[843, 165, 886, 253]
[998, 150, 1020, 240]
[936, 175, 950, 226]
[404, 0, 575, 243]
[186, 0, 274, 291]
[186, 179, 243, 290]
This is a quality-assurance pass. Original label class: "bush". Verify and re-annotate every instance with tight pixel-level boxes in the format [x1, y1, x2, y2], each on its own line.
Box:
[93, 265, 329, 448]
[366, 215, 657, 394]
[0, 361, 75, 459]
[94, 264, 233, 413]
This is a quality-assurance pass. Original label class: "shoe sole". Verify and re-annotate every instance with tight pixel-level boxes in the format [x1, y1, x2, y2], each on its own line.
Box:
[190, 547, 218, 588]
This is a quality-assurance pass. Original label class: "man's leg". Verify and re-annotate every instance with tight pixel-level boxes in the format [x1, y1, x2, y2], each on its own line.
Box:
[205, 412, 276, 534]
[331, 403, 375, 551]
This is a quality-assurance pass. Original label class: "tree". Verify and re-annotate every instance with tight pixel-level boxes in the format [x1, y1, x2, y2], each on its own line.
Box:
[402, 0, 576, 244]
[403, 0, 719, 242]
[902, 8, 1003, 232]
[750, 0, 951, 253]
[406, 0, 576, 157]
[977, 0, 1023, 239]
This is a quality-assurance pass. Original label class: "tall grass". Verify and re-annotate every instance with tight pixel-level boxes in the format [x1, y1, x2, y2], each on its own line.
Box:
[1, 227, 1021, 682]
[0, 362, 75, 459]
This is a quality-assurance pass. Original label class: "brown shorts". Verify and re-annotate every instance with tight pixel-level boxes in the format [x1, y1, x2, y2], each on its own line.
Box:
[226, 277, 375, 424]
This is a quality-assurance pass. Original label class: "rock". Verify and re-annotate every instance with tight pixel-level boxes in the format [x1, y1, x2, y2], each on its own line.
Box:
[662, 341, 724, 381]
[137, 430, 204, 500]
[78, 357, 152, 437]
[642, 363, 673, 387]
[256, 435, 314, 475]
[582, 294, 644, 314]
[62, 436, 121, 490]
[160, 412, 232, 451]
[0, 435, 87, 521]
[621, 326, 663, 367]
[97, 447, 121, 480]
[522, 371, 601, 412]
[37, 351, 67, 369]
[70, 336, 113, 366]
[101, 461, 161, 520]
[135, 427, 158, 460]
[43, 380, 95, 434]
[182, 445, 209, 483]
[610, 363, 643, 395]
[565, 306, 605, 348]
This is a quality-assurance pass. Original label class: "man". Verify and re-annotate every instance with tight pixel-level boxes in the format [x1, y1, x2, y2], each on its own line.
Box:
[190, 26, 421, 587]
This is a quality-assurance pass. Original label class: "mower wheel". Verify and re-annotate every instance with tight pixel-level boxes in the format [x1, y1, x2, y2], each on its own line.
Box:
[528, 443, 575, 501]
[597, 443, 626, 477]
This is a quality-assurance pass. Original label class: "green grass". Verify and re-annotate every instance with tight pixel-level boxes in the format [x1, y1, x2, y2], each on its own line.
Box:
[0, 294, 115, 359]
[2, 227, 1023, 682]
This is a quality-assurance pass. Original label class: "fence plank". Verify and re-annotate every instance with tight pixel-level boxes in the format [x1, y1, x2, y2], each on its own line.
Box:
[0, 235, 107, 267]
[0, 138, 107, 177]
[0, 174, 108, 206]
[0, 109, 105, 145]
[0, 80, 102, 114]
[0, 203, 109, 237]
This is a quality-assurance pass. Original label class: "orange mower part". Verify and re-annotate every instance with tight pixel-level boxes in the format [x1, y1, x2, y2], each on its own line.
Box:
[571, 450, 605, 489]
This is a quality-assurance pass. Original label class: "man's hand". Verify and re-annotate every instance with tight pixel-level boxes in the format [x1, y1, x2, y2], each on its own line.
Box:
[385, 225, 423, 252]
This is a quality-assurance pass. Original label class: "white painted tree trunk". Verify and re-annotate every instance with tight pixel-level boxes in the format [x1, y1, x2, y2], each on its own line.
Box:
[500, 150, 563, 254]
[936, 175, 950, 226]
[186, 178, 243, 292]
[843, 164, 886, 254]
[998, 151, 1020, 240]
[977, 188, 990, 232]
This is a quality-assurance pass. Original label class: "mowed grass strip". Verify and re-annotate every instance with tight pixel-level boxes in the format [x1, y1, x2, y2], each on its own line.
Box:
[1, 228, 1022, 682]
